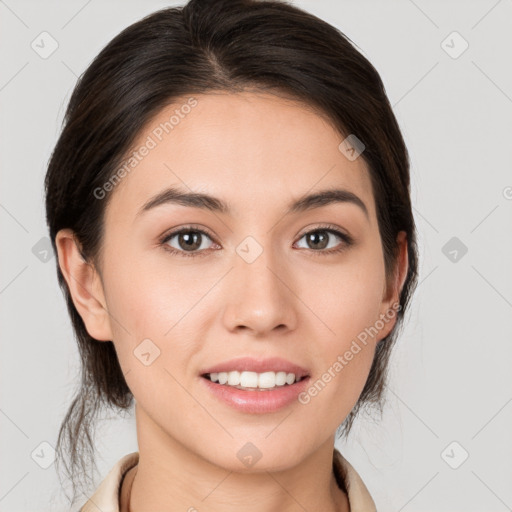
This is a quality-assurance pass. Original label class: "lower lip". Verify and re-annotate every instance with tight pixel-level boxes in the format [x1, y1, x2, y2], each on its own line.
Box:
[200, 375, 311, 414]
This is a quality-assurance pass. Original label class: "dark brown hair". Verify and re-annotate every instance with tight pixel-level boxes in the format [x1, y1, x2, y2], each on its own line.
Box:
[45, 0, 418, 505]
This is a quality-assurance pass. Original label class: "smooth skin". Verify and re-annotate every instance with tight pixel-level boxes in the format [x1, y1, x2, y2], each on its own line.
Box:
[56, 91, 408, 512]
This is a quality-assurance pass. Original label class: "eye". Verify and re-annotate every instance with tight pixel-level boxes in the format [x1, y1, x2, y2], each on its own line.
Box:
[159, 226, 217, 258]
[294, 225, 353, 255]
[159, 223, 353, 258]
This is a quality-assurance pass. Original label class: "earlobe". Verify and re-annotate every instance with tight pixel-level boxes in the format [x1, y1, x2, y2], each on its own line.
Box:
[55, 229, 113, 342]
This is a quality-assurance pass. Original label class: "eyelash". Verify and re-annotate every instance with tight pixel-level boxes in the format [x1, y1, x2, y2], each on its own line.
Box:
[159, 223, 354, 258]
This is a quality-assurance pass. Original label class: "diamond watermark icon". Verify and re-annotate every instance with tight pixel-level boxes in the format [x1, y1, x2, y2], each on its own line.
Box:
[31, 441, 56, 469]
[441, 31, 469, 59]
[236, 236, 263, 264]
[237, 442, 263, 468]
[338, 134, 365, 161]
[134, 338, 161, 366]
[442, 236, 468, 263]
[441, 441, 469, 469]
[31, 31, 59, 59]
[32, 236, 54, 263]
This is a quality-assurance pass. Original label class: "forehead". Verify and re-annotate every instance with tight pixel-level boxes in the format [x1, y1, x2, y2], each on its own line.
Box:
[105, 91, 375, 222]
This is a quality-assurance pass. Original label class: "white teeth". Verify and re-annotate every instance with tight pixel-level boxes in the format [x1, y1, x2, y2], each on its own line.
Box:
[275, 372, 287, 386]
[227, 371, 240, 386]
[240, 371, 259, 388]
[207, 371, 303, 389]
[258, 371, 275, 389]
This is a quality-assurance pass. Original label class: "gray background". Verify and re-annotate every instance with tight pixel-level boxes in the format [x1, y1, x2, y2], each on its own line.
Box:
[1, 0, 511, 510]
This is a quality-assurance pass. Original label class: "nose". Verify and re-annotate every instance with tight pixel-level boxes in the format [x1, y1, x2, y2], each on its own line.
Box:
[221, 244, 298, 336]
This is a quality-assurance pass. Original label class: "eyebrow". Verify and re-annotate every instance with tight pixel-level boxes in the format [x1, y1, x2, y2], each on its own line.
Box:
[136, 185, 369, 220]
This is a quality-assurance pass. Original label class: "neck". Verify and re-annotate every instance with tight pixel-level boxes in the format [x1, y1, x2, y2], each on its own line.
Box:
[121, 405, 350, 512]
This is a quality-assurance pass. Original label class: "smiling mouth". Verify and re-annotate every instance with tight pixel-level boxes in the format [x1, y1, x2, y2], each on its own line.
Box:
[199, 370, 311, 413]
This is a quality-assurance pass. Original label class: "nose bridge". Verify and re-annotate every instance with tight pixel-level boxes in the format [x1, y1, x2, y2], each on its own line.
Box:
[222, 233, 296, 333]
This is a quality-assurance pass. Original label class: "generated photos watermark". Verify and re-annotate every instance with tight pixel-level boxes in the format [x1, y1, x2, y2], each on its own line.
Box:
[298, 301, 401, 405]
[93, 97, 198, 200]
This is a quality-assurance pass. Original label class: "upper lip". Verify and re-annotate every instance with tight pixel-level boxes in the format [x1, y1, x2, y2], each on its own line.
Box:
[200, 357, 310, 379]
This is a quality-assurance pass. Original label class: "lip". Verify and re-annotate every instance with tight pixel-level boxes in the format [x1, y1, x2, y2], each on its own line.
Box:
[200, 374, 311, 414]
[200, 356, 310, 379]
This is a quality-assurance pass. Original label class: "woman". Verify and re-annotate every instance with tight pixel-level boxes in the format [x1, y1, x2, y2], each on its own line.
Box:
[45, 0, 418, 510]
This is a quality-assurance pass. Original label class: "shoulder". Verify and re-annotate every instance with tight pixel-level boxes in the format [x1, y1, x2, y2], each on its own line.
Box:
[79, 452, 139, 512]
[333, 447, 377, 512]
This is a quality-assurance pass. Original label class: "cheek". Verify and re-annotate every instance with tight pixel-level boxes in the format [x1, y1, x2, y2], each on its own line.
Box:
[302, 243, 386, 400]
[301, 269, 383, 423]
[102, 260, 198, 409]
[101, 246, 212, 380]
[306, 248, 386, 341]
[102, 242, 188, 333]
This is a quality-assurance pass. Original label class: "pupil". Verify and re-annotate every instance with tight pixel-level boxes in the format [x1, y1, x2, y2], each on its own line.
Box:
[309, 231, 328, 249]
[180, 231, 201, 251]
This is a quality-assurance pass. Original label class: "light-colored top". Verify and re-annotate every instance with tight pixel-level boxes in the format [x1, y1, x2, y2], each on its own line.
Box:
[79, 448, 377, 512]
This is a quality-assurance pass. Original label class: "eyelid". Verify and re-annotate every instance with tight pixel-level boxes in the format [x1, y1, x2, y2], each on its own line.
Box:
[160, 223, 216, 240]
[159, 224, 218, 249]
[296, 222, 352, 241]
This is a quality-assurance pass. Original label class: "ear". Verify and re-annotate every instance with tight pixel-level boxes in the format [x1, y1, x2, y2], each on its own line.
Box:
[55, 228, 113, 342]
[378, 230, 409, 340]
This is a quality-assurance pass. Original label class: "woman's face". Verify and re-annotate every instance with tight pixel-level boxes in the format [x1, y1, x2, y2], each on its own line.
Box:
[65, 91, 406, 471]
